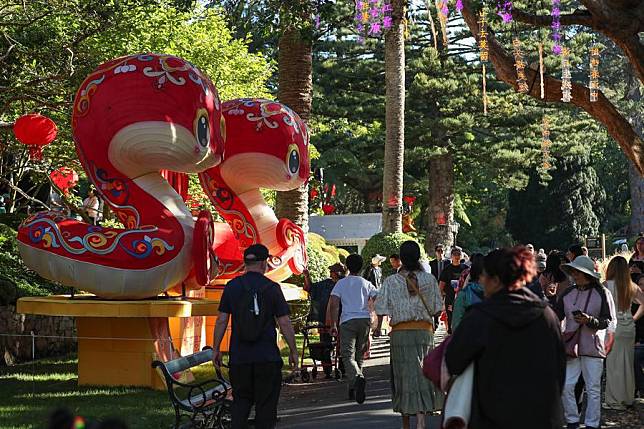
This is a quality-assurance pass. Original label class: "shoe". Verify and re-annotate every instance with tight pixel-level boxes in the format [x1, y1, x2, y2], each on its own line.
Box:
[354, 376, 366, 404]
[602, 402, 626, 410]
[348, 389, 355, 400]
[566, 424, 579, 429]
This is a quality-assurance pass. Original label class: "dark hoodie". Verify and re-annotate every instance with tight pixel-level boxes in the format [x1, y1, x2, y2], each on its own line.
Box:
[445, 287, 566, 429]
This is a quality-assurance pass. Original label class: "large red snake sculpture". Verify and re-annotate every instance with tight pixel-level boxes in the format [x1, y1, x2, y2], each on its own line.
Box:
[16, 54, 308, 299]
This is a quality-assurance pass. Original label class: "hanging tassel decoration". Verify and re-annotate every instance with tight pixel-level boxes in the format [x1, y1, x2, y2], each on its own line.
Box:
[512, 37, 529, 93]
[436, 0, 449, 48]
[496, 1, 513, 23]
[541, 115, 552, 170]
[561, 46, 572, 102]
[589, 45, 600, 102]
[539, 43, 545, 98]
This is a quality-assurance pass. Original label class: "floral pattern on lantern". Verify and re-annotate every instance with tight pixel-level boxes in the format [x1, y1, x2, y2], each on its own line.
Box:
[50, 167, 79, 195]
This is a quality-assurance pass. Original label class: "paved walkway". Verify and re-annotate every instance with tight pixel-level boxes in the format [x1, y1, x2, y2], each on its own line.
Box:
[277, 325, 447, 428]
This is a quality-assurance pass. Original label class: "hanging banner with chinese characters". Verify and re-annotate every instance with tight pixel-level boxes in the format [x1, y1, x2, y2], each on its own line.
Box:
[478, 9, 489, 114]
[512, 37, 529, 93]
[541, 115, 552, 170]
[551, 0, 562, 54]
[561, 46, 572, 102]
[354, 0, 393, 43]
[589, 45, 600, 102]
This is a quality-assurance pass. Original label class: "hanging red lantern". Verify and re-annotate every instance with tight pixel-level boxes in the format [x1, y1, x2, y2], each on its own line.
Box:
[403, 195, 416, 206]
[322, 204, 335, 215]
[309, 188, 319, 200]
[49, 167, 79, 195]
[13, 114, 58, 161]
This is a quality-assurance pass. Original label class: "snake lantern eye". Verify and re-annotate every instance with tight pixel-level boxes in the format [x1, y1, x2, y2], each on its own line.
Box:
[286, 144, 300, 175]
[194, 109, 210, 148]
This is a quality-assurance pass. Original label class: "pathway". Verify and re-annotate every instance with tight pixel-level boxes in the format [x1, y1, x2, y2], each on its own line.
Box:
[277, 324, 448, 428]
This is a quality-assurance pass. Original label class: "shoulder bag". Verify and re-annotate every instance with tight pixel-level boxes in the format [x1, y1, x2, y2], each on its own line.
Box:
[562, 288, 592, 359]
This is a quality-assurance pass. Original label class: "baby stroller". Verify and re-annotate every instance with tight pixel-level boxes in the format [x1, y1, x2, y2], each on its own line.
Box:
[299, 323, 341, 382]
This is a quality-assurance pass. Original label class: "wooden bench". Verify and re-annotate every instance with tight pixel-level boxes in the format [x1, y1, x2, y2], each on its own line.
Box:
[152, 348, 232, 429]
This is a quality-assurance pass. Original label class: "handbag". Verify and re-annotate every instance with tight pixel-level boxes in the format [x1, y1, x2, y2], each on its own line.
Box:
[563, 289, 592, 358]
[442, 362, 474, 429]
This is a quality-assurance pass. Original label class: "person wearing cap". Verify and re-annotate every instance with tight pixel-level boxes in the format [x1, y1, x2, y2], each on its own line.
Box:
[364, 254, 387, 289]
[212, 244, 299, 429]
[303, 262, 347, 378]
[554, 255, 615, 429]
[329, 254, 378, 404]
[438, 246, 467, 334]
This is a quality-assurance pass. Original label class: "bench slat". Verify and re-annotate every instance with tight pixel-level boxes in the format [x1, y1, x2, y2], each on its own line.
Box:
[164, 349, 213, 374]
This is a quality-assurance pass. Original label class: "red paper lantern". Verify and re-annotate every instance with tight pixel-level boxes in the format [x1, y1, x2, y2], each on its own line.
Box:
[322, 204, 335, 215]
[309, 188, 319, 200]
[403, 195, 417, 206]
[50, 167, 79, 195]
[13, 114, 58, 160]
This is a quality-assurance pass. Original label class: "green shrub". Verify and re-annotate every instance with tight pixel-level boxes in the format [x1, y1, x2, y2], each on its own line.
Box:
[0, 223, 67, 305]
[361, 232, 426, 278]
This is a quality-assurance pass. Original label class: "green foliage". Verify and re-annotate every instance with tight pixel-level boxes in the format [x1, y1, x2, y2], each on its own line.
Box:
[288, 232, 342, 287]
[361, 232, 426, 278]
[0, 223, 67, 305]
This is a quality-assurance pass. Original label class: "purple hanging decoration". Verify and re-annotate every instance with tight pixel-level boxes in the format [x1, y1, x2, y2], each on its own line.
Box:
[370, 7, 380, 19]
[370, 21, 381, 35]
[383, 3, 393, 12]
[496, 1, 513, 23]
[456, 0, 464, 12]
[551, 0, 562, 55]
[383, 15, 393, 29]
[441, 3, 449, 16]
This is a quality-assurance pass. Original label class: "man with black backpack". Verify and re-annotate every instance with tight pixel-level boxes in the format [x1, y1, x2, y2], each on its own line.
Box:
[212, 244, 299, 429]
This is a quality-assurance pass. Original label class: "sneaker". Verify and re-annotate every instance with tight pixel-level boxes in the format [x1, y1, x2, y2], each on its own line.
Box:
[354, 376, 366, 404]
[602, 402, 626, 410]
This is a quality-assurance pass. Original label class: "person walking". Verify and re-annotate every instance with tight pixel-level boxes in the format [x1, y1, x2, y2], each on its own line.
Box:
[82, 187, 100, 225]
[438, 246, 467, 333]
[364, 254, 386, 289]
[635, 274, 644, 399]
[445, 246, 566, 429]
[376, 241, 443, 429]
[329, 254, 377, 404]
[604, 256, 644, 409]
[451, 253, 484, 331]
[390, 254, 402, 273]
[540, 252, 569, 303]
[629, 235, 644, 276]
[212, 244, 299, 429]
[303, 262, 347, 378]
[429, 245, 447, 280]
[555, 255, 615, 429]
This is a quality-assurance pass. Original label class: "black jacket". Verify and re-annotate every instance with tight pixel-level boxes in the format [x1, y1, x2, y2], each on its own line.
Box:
[445, 287, 565, 429]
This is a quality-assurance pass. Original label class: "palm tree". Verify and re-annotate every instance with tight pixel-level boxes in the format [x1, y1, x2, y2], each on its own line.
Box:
[275, 3, 313, 231]
[381, 0, 406, 233]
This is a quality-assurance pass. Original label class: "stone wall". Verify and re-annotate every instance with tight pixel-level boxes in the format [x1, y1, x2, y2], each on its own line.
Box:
[0, 305, 76, 365]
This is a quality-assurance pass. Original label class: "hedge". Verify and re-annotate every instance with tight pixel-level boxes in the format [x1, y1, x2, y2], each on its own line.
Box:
[361, 232, 427, 278]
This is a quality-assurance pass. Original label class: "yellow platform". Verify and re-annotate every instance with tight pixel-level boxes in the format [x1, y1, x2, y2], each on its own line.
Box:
[17, 295, 219, 390]
[16, 284, 307, 390]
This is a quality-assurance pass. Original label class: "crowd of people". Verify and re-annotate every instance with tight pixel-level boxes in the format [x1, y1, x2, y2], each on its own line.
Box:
[296, 237, 644, 428]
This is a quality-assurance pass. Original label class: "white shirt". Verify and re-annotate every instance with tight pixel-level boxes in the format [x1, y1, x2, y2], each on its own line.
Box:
[331, 275, 377, 324]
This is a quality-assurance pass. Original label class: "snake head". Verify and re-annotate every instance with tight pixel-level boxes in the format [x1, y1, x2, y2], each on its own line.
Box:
[72, 53, 225, 178]
[217, 98, 310, 192]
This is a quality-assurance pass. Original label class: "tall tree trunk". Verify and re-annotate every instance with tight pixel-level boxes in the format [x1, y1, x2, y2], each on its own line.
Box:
[426, 152, 455, 253]
[627, 68, 644, 234]
[276, 20, 312, 232]
[381, 0, 406, 233]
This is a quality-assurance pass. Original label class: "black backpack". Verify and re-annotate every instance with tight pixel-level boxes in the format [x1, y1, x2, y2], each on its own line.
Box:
[233, 277, 273, 343]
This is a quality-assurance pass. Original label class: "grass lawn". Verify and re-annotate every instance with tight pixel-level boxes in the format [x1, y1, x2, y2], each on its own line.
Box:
[1, 334, 309, 428]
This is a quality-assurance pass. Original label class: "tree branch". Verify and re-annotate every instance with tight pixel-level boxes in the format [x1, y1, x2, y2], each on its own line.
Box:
[511, 9, 594, 27]
[461, 0, 644, 175]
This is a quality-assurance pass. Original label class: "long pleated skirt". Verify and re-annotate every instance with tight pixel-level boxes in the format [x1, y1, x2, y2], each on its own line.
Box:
[390, 329, 444, 415]
[605, 316, 636, 407]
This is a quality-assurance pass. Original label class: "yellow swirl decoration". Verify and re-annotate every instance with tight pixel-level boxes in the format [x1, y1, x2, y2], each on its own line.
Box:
[152, 239, 167, 256]
[86, 233, 108, 249]
[231, 218, 246, 234]
[41, 234, 53, 248]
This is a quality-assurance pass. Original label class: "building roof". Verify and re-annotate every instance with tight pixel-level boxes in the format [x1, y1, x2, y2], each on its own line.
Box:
[309, 213, 382, 243]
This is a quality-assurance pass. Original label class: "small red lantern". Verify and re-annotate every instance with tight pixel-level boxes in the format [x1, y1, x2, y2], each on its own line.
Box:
[309, 188, 319, 200]
[403, 195, 417, 206]
[322, 204, 335, 215]
[50, 167, 79, 195]
[13, 114, 58, 161]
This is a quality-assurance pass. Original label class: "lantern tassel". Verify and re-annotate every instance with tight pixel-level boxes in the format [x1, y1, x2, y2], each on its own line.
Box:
[483, 63, 488, 115]
[28, 146, 43, 161]
[539, 43, 545, 99]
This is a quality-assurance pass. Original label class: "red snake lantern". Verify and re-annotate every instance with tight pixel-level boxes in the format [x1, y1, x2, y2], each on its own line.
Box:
[13, 114, 58, 160]
[199, 98, 309, 283]
[17, 54, 225, 299]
